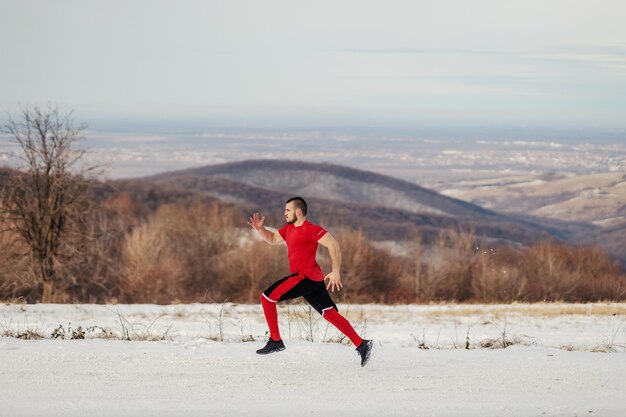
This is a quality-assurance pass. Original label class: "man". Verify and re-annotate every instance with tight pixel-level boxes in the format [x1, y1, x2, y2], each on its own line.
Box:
[248, 196, 373, 367]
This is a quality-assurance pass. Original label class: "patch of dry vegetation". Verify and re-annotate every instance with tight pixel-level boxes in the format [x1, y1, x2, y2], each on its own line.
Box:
[420, 303, 626, 319]
[1, 192, 624, 304]
[398, 229, 625, 304]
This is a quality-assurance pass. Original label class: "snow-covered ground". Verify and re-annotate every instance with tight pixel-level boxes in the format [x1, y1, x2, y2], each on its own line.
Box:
[1, 303, 626, 417]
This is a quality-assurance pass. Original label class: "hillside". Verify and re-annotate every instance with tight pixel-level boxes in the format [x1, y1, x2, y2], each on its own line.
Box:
[148, 160, 494, 218]
[437, 172, 625, 226]
[139, 160, 560, 244]
[433, 171, 626, 263]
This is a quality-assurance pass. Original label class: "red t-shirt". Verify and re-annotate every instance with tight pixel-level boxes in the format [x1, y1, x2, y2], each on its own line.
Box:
[278, 221, 328, 281]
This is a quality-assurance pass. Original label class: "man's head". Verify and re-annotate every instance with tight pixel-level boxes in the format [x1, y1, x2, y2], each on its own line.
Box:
[284, 197, 307, 224]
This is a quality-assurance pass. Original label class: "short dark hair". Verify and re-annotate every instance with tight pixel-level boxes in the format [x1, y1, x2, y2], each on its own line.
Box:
[286, 196, 307, 216]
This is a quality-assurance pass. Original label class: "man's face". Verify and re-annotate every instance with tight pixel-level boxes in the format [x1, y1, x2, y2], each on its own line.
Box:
[284, 202, 298, 224]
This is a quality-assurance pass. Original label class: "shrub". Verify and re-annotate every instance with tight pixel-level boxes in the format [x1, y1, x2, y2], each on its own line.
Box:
[471, 245, 527, 302]
[520, 240, 625, 302]
[119, 201, 239, 303]
[402, 231, 625, 303]
[334, 229, 411, 303]
[403, 228, 477, 302]
[3, 189, 624, 304]
[211, 241, 289, 303]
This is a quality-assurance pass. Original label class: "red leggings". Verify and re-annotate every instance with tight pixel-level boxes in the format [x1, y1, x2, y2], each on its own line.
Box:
[261, 274, 363, 347]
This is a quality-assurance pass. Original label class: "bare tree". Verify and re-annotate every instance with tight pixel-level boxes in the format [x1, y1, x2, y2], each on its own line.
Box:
[0, 104, 98, 302]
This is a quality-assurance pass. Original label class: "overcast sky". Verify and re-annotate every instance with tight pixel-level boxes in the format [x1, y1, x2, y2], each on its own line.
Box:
[1, 0, 625, 128]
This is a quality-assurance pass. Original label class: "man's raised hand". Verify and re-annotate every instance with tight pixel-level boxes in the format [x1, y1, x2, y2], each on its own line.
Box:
[247, 212, 266, 230]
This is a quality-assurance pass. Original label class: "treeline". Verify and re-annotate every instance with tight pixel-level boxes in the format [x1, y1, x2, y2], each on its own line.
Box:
[1, 195, 624, 304]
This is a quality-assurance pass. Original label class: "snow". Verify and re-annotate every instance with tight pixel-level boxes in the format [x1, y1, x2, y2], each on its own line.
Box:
[1, 303, 626, 417]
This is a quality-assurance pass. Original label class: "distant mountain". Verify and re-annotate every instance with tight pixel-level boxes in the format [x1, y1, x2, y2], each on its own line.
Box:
[148, 160, 493, 217]
[140, 160, 559, 244]
[436, 172, 625, 226]
[432, 171, 626, 265]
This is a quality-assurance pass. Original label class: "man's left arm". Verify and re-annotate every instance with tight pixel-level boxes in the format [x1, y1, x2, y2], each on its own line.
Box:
[318, 233, 343, 292]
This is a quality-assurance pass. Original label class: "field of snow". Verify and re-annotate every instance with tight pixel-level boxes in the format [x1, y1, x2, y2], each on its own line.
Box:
[2, 302, 626, 417]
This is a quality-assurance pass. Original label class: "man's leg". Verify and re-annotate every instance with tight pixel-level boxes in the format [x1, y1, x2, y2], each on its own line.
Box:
[260, 294, 281, 341]
[303, 285, 363, 347]
[257, 293, 286, 355]
[321, 307, 363, 348]
[258, 273, 308, 352]
[313, 297, 372, 366]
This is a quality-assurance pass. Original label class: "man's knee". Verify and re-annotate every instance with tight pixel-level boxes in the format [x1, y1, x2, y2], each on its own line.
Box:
[261, 293, 277, 304]
[321, 306, 338, 317]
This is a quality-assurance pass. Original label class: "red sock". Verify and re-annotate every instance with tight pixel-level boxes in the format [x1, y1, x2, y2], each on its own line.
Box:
[323, 308, 363, 347]
[260, 295, 281, 341]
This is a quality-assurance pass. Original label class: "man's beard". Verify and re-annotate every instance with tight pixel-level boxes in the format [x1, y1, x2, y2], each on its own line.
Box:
[286, 216, 296, 224]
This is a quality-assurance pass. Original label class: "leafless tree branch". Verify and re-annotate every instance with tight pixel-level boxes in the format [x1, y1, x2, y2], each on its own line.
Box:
[0, 104, 98, 302]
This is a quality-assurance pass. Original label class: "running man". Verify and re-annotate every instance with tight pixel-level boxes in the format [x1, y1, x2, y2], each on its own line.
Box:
[248, 196, 373, 367]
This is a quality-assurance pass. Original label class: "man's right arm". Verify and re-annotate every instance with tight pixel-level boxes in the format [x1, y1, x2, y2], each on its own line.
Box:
[247, 212, 283, 245]
[257, 226, 283, 245]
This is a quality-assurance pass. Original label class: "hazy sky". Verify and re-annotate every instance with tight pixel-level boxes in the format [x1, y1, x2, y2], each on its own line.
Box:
[2, 0, 625, 128]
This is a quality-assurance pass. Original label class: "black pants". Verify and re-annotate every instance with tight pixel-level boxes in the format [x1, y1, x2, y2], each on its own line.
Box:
[262, 273, 338, 315]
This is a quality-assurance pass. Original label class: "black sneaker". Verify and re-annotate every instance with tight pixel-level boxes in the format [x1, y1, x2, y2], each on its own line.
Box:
[256, 339, 286, 355]
[356, 339, 373, 367]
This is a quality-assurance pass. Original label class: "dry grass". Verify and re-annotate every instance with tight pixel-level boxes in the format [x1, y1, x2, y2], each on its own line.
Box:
[401, 231, 625, 304]
[119, 201, 241, 303]
[334, 229, 410, 303]
[0, 228, 31, 301]
[210, 241, 288, 303]
[421, 303, 626, 319]
[1, 193, 624, 304]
